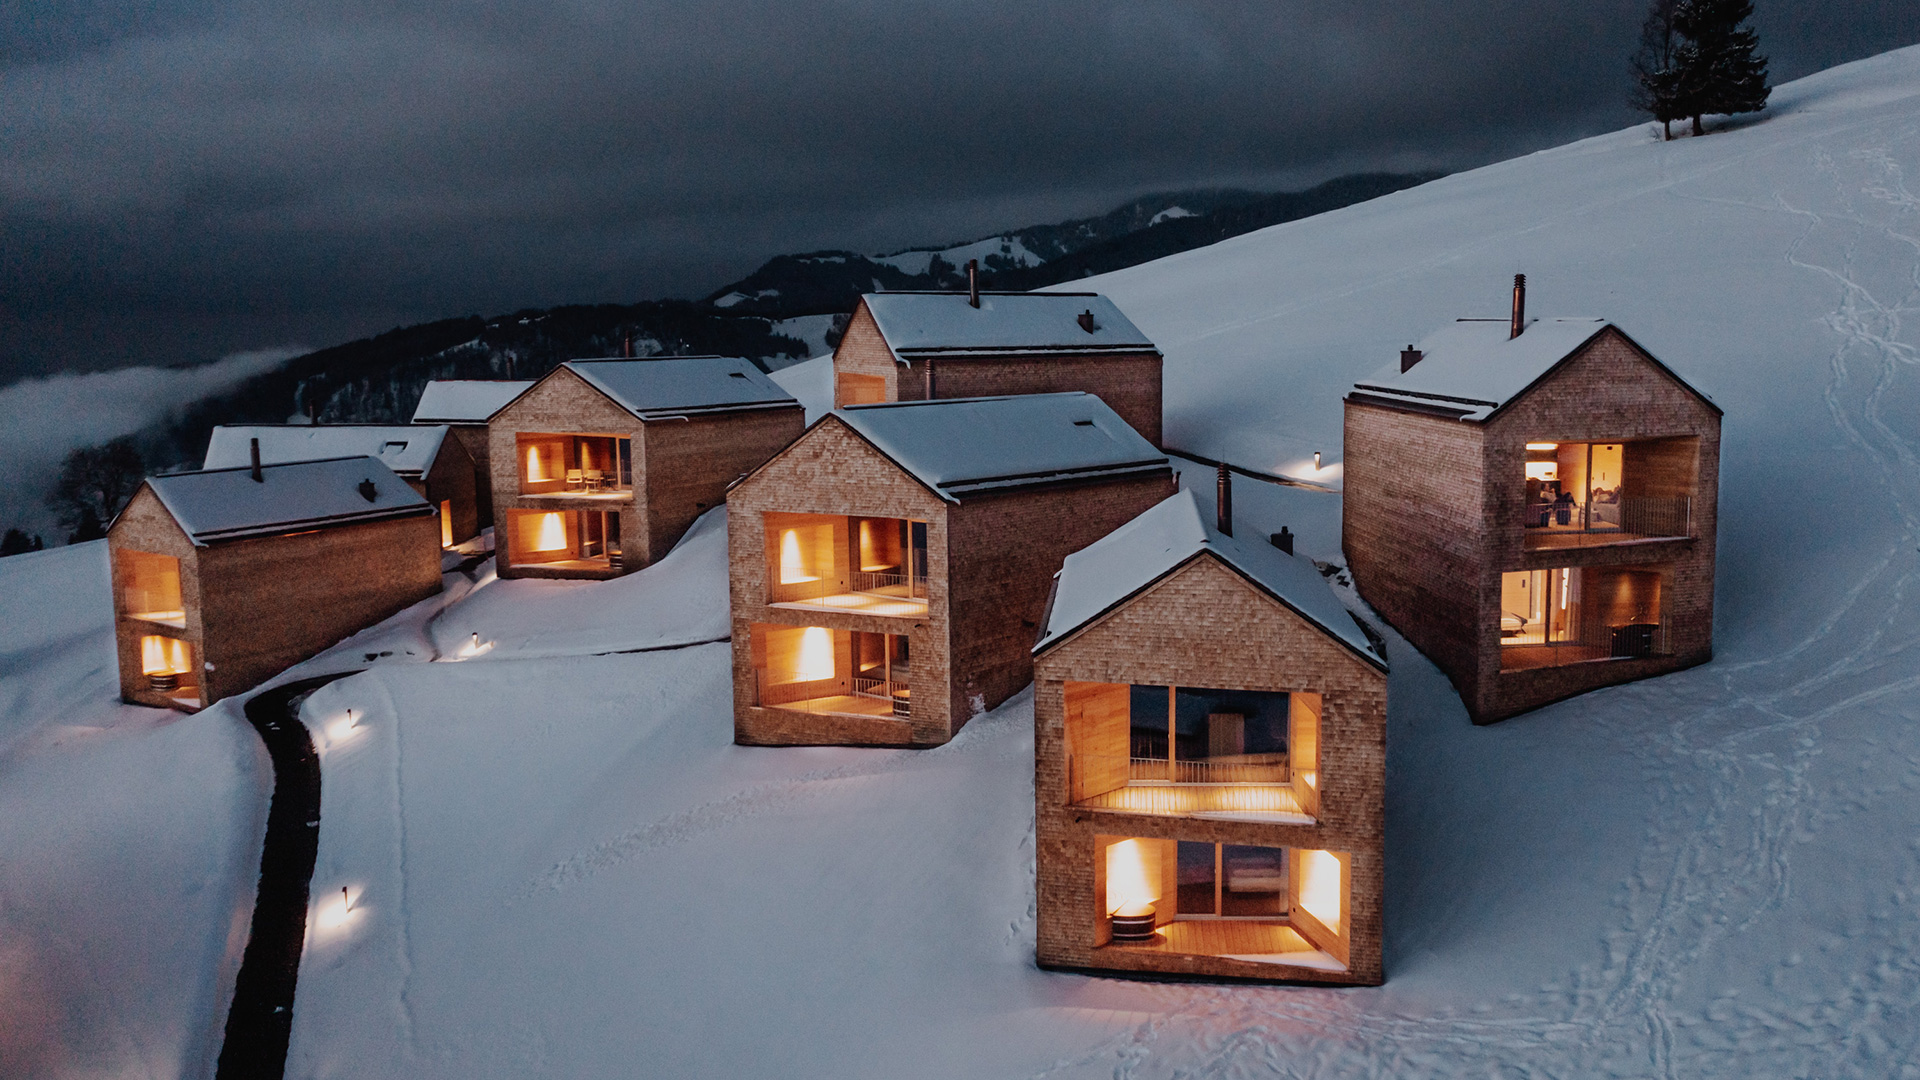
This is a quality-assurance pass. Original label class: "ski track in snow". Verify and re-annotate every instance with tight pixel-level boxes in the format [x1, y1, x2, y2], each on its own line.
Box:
[522, 699, 1035, 899]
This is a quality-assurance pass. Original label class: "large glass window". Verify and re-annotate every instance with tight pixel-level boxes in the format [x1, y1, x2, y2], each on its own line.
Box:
[751, 623, 911, 719]
[1523, 438, 1696, 546]
[516, 433, 632, 496]
[119, 550, 184, 627]
[139, 633, 200, 705]
[835, 372, 887, 407]
[506, 509, 621, 569]
[1100, 835, 1351, 968]
[1067, 682, 1318, 820]
[765, 512, 928, 616]
[1500, 565, 1669, 669]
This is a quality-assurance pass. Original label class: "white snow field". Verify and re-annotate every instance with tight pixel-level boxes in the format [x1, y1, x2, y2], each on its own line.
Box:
[5, 43, 1920, 1079]
[0, 542, 265, 1080]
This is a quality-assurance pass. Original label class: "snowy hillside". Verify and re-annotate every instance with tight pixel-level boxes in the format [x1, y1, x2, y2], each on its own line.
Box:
[5, 45, 1920, 1080]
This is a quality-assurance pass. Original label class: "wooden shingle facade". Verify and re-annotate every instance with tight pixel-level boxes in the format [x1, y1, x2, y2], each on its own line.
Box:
[1032, 491, 1388, 984]
[832, 291, 1165, 447]
[729, 393, 1175, 748]
[1343, 290, 1721, 723]
[489, 357, 804, 580]
[109, 457, 443, 710]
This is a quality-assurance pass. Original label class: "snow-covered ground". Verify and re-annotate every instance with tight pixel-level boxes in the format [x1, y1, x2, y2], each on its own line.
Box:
[7, 44, 1920, 1079]
[0, 543, 265, 1080]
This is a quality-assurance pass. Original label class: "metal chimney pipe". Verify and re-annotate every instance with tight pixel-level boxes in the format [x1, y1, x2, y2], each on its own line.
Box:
[1271, 526, 1294, 555]
[1510, 274, 1527, 339]
[1215, 462, 1233, 537]
[1400, 345, 1423, 372]
[250, 437, 263, 483]
[967, 259, 980, 308]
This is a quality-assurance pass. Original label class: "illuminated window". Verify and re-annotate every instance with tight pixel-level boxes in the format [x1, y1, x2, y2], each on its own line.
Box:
[750, 624, 910, 719]
[516, 433, 633, 495]
[440, 500, 454, 547]
[764, 512, 928, 613]
[835, 372, 888, 407]
[507, 509, 620, 568]
[138, 634, 199, 703]
[119, 550, 185, 627]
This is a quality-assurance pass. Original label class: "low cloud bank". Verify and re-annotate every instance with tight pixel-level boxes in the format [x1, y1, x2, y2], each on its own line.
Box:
[0, 349, 301, 540]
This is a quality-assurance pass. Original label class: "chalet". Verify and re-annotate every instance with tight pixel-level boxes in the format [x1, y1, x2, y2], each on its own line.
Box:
[204, 424, 478, 547]
[1031, 490, 1387, 984]
[832, 287, 1165, 446]
[411, 379, 534, 528]
[1343, 277, 1721, 723]
[109, 456, 443, 711]
[489, 357, 803, 580]
[729, 392, 1175, 748]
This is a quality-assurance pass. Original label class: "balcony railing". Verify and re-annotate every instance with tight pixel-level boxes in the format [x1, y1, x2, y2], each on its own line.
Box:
[1069, 755, 1308, 819]
[1524, 495, 1692, 541]
[1115, 755, 1290, 784]
[756, 671, 910, 718]
[771, 571, 928, 614]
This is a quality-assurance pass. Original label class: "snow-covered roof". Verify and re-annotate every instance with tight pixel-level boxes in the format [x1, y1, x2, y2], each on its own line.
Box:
[143, 457, 434, 545]
[1034, 489, 1383, 667]
[411, 380, 534, 423]
[203, 425, 451, 478]
[1349, 318, 1716, 422]
[562, 357, 798, 419]
[834, 393, 1168, 501]
[860, 292, 1158, 360]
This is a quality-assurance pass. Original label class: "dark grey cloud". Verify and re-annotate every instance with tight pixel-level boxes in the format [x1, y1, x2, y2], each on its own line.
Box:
[2, 0, 1915, 381]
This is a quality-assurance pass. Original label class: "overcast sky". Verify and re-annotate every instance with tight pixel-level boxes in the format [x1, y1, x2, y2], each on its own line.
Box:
[2, 1, 1915, 383]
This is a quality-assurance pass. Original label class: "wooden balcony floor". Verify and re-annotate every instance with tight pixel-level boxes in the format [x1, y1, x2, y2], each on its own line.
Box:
[1076, 784, 1312, 823]
[1103, 920, 1344, 970]
[772, 592, 928, 617]
[771, 694, 902, 720]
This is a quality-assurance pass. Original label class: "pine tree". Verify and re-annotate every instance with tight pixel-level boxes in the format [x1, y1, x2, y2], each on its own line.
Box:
[1673, 0, 1770, 135]
[1631, 0, 1687, 140]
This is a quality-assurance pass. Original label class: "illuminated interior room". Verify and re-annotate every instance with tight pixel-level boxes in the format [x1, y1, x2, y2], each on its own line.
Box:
[138, 633, 200, 707]
[1063, 682, 1318, 821]
[515, 432, 633, 497]
[1500, 564, 1669, 670]
[117, 549, 186, 627]
[749, 623, 911, 719]
[1522, 437, 1697, 547]
[505, 509, 621, 570]
[1095, 835, 1352, 970]
[763, 511, 930, 616]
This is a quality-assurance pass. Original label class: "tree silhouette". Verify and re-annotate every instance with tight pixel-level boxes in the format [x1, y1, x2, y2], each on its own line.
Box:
[1631, 0, 1687, 140]
[48, 437, 146, 543]
[1674, 0, 1771, 135]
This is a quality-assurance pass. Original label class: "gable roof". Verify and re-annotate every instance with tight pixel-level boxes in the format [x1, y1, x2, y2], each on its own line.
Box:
[832, 392, 1168, 501]
[859, 292, 1158, 360]
[140, 457, 434, 545]
[560, 356, 798, 419]
[411, 380, 535, 423]
[204, 425, 451, 478]
[1349, 318, 1719, 422]
[1034, 489, 1384, 669]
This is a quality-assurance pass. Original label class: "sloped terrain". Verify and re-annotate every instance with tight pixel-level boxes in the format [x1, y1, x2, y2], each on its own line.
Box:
[4, 45, 1920, 1080]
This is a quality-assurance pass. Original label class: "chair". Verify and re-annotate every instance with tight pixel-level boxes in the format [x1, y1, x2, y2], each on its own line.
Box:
[565, 469, 584, 491]
[584, 469, 605, 491]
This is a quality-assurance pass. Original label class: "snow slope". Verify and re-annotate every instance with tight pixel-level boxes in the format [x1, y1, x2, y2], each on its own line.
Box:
[0, 543, 266, 1080]
[7, 44, 1920, 1080]
[280, 47, 1920, 1079]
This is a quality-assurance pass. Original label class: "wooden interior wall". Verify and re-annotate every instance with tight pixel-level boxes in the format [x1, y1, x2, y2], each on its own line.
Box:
[1623, 436, 1700, 500]
[1288, 847, 1351, 966]
[1290, 691, 1322, 816]
[754, 624, 852, 704]
[763, 512, 848, 600]
[1590, 566, 1663, 628]
[1065, 681, 1130, 802]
